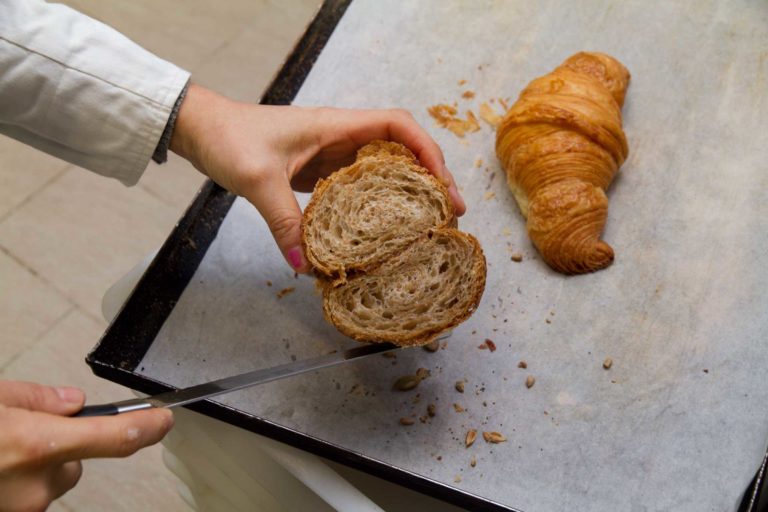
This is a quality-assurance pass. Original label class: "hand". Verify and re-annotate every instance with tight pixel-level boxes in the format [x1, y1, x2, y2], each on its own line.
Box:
[170, 84, 466, 273]
[0, 380, 173, 512]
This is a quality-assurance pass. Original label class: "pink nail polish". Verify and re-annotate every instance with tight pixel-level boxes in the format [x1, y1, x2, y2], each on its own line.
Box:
[287, 247, 304, 270]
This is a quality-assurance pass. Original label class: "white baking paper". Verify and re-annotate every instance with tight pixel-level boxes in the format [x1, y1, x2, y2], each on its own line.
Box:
[138, 1, 768, 510]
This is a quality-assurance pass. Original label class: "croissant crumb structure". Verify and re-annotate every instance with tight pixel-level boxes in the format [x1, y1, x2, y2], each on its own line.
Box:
[496, 52, 631, 274]
[302, 141, 486, 347]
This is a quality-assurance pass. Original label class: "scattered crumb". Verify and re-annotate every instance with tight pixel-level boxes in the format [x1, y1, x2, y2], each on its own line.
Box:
[703, 368, 709, 374]
[416, 367, 431, 380]
[465, 429, 477, 447]
[470, 456, 477, 468]
[482, 431, 506, 443]
[479, 102, 503, 127]
[427, 403, 437, 417]
[454, 475, 462, 483]
[478, 339, 496, 352]
[455, 381, 465, 393]
[423, 340, 439, 352]
[545, 318, 552, 324]
[499, 98, 510, 110]
[518, 360, 528, 369]
[510, 253, 523, 262]
[483, 191, 496, 200]
[453, 403, 465, 413]
[382, 352, 396, 359]
[603, 357, 613, 370]
[475, 158, 484, 168]
[419, 416, 428, 423]
[266, 280, 272, 287]
[525, 375, 536, 388]
[427, 104, 481, 138]
[502, 227, 512, 236]
[399, 417, 415, 426]
[393, 375, 421, 391]
[462, 90, 476, 100]
[276, 287, 295, 299]
[457, 79, 467, 86]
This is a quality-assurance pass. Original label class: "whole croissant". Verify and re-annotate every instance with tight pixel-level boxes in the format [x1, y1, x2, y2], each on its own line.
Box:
[496, 52, 630, 274]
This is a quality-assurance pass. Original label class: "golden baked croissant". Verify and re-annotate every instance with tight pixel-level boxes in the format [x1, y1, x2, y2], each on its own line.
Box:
[496, 52, 630, 274]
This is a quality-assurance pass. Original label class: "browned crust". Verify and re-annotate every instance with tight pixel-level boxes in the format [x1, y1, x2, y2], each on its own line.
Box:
[495, 52, 630, 275]
[301, 140, 455, 283]
[320, 228, 487, 347]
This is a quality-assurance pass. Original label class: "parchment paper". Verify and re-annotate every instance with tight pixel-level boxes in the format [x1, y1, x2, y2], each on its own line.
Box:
[138, 1, 768, 510]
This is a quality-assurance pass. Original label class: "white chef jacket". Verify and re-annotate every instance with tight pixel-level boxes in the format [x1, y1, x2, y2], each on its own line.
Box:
[0, 0, 190, 185]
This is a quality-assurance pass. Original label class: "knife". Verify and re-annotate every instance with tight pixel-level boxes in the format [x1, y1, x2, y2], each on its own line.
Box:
[75, 342, 399, 417]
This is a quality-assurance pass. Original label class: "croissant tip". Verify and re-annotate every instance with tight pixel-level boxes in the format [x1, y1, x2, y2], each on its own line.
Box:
[545, 240, 614, 275]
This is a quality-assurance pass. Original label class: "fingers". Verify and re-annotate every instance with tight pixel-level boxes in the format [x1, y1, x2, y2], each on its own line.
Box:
[48, 460, 82, 500]
[52, 408, 174, 462]
[384, 113, 467, 215]
[241, 175, 310, 273]
[344, 109, 466, 216]
[0, 380, 84, 415]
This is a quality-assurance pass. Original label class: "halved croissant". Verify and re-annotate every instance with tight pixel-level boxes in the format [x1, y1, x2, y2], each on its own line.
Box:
[496, 52, 630, 274]
[302, 141, 486, 346]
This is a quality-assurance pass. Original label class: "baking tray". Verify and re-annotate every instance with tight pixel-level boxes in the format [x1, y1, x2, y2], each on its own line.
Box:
[87, 1, 768, 510]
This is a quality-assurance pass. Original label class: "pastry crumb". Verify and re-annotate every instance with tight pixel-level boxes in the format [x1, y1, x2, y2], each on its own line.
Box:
[475, 158, 484, 168]
[465, 429, 477, 447]
[510, 253, 523, 262]
[482, 431, 506, 443]
[427, 104, 481, 138]
[276, 287, 295, 299]
[518, 360, 527, 369]
[453, 403, 465, 413]
[399, 417, 415, 426]
[479, 102, 503, 127]
[483, 191, 496, 200]
[454, 475, 462, 483]
[462, 90, 476, 99]
[525, 375, 535, 388]
[470, 455, 477, 468]
[603, 357, 613, 370]
[457, 79, 467, 86]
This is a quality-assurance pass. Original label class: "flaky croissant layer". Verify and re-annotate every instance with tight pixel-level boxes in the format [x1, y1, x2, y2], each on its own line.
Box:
[496, 52, 630, 274]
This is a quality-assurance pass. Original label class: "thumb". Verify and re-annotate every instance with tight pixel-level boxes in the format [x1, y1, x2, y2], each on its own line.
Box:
[0, 380, 84, 416]
[54, 408, 174, 461]
[243, 175, 309, 273]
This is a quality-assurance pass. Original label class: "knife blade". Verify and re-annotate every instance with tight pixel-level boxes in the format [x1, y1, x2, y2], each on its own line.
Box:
[75, 342, 399, 417]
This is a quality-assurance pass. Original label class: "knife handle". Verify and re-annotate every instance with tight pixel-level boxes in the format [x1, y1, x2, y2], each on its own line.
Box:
[73, 398, 155, 417]
[74, 404, 120, 417]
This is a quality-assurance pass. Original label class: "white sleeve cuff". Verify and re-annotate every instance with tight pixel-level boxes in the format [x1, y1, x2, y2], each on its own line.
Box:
[0, 0, 192, 185]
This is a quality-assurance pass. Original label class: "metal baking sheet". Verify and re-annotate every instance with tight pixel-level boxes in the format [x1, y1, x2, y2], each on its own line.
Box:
[95, 1, 768, 510]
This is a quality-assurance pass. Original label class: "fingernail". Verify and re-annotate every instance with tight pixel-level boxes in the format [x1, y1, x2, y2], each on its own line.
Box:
[55, 386, 84, 404]
[162, 409, 175, 431]
[287, 246, 305, 270]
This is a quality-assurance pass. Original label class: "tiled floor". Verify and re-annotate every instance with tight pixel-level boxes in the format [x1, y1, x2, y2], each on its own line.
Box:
[0, 1, 319, 510]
